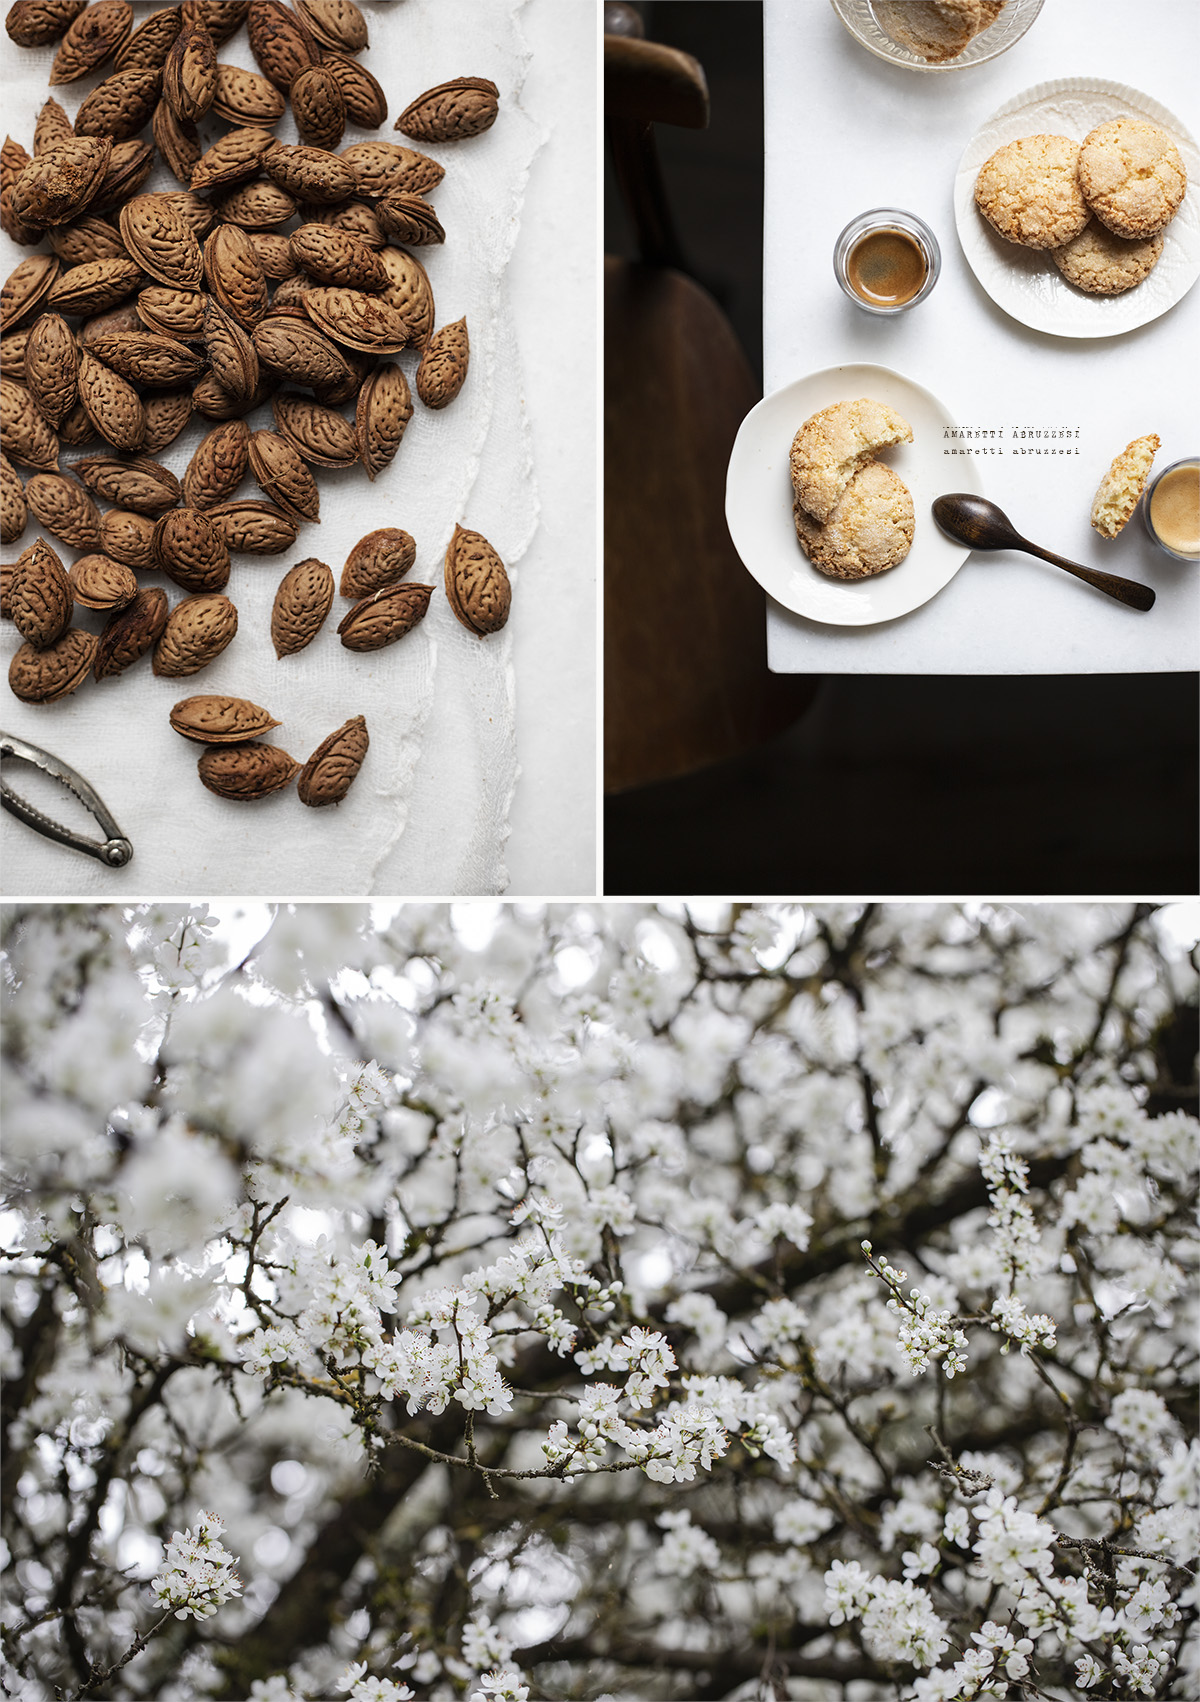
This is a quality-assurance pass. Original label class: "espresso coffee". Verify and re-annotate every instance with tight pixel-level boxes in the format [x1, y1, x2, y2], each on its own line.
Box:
[1149, 463, 1200, 558]
[846, 229, 927, 306]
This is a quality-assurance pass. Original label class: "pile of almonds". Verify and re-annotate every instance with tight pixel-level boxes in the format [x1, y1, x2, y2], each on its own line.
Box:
[1, 0, 512, 808]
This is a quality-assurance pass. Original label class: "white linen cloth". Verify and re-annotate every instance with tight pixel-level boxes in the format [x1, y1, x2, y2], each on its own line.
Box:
[762, 0, 1200, 674]
[1, 0, 591, 894]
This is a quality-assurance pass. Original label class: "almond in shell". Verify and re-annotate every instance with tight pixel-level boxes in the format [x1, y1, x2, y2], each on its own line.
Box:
[74, 67, 163, 141]
[181, 2, 251, 50]
[217, 180, 297, 230]
[6, 1, 89, 48]
[377, 192, 444, 247]
[170, 693, 280, 743]
[153, 507, 231, 592]
[46, 220, 127, 271]
[289, 223, 388, 290]
[337, 580, 431, 651]
[190, 125, 278, 193]
[89, 137, 154, 214]
[86, 330, 205, 388]
[396, 76, 499, 143]
[1, 378, 60, 471]
[154, 98, 202, 185]
[32, 98, 73, 156]
[114, 6, 184, 72]
[74, 454, 180, 513]
[2, 254, 61, 332]
[23, 310, 77, 424]
[293, 0, 367, 53]
[183, 418, 250, 507]
[208, 498, 298, 554]
[119, 192, 204, 288]
[93, 583, 168, 677]
[211, 61, 287, 125]
[203, 222, 269, 327]
[355, 361, 411, 481]
[141, 388, 194, 453]
[323, 52, 386, 128]
[49, 0, 133, 85]
[290, 63, 345, 151]
[163, 20, 217, 123]
[197, 740, 300, 799]
[10, 536, 72, 646]
[252, 314, 355, 391]
[340, 527, 415, 599]
[24, 470, 100, 549]
[248, 428, 320, 522]
[263, 143, 355, 204]
[377, 245, 434, 348]
[68, 551, 137, 610]
[444, 523, 510, 637]
[153, 590, 238, 676]
[76, 347, 146, 452]
[297, 713, 369, 807]
[137, 284, 207, 339]
[340, 141, 443, 199]
[271, 555, 333, 656]
[1, 136, 38, 246]
[416, 317, 468, 410]
[9, 625, 95, 701]
[204, 296, 260, 403]
[45, 257, 143, 317]
[271, 393, 358, 468]
[245, 0, 318, 91]
[99, 507, 158, 567]
[0, 452, 27, 543]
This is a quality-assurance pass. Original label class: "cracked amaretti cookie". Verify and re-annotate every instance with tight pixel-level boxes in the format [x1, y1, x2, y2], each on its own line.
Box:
[789, 397, 913, 524]
[1078, 118, 1187, 240]
[1051, 220, 1164, 295]
[793, 461, 915, 580]
[1091, 433, 1161, 537]
[975, 134, 1091, 249]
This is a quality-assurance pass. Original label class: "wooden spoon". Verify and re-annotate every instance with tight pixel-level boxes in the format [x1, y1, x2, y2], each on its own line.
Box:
[932, 493, 1155, 612]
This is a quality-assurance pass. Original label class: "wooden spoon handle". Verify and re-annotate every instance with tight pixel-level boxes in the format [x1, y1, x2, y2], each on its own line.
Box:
[1020, 541, 1155, 612]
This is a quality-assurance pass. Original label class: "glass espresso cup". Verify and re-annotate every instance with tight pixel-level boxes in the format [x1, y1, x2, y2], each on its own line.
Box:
[834, 209, 941, 315]
[1142, 458, 1200, 561]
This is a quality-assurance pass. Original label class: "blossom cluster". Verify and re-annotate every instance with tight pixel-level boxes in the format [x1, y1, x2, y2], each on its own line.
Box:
[149, 1513, 242, 1622]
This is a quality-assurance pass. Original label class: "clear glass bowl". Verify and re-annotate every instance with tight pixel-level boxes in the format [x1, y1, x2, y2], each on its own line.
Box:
[833, 209, 941, 314]
[1142, 458, 1200, 561]
[829, 0, 1045, 73]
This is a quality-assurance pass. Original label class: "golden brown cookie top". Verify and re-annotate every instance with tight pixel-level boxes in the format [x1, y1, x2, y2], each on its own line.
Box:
[1051, 220, 1164, 296]
[1079, 118, 1187, 239]
[793, 461, 915, 581]
[789, 398, 913, 525]
[975, 134, 1090, 249]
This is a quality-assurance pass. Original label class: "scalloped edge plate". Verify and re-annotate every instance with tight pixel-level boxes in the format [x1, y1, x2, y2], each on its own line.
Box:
[726, 365, 981, 628]
[955, 78, 1200, 337]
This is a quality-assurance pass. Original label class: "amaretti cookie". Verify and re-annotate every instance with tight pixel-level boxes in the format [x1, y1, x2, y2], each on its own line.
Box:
[1091, 433, 1161, 538]
[975, 134, 1090, 249]
[793, 462, 915, 580]
[789, 398, 913, 524]
[1051, 220, 1164, 295]
[872, 0, 983, 64]
[1078, 118, 1187, 239]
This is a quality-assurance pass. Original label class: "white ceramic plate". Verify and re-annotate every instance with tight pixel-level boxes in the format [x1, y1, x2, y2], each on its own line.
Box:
[955, 79, 1200, 337]
[829, 0, 1043, 73]
[725, 365, 980, 628]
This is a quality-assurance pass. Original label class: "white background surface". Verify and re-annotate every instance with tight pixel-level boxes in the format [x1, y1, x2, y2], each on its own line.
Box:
[1, 0, 597, 897]
[763, 0, 1200, 674]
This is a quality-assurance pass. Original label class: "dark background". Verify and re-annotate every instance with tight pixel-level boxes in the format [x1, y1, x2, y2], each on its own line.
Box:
[603, 1, 1198, 896]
